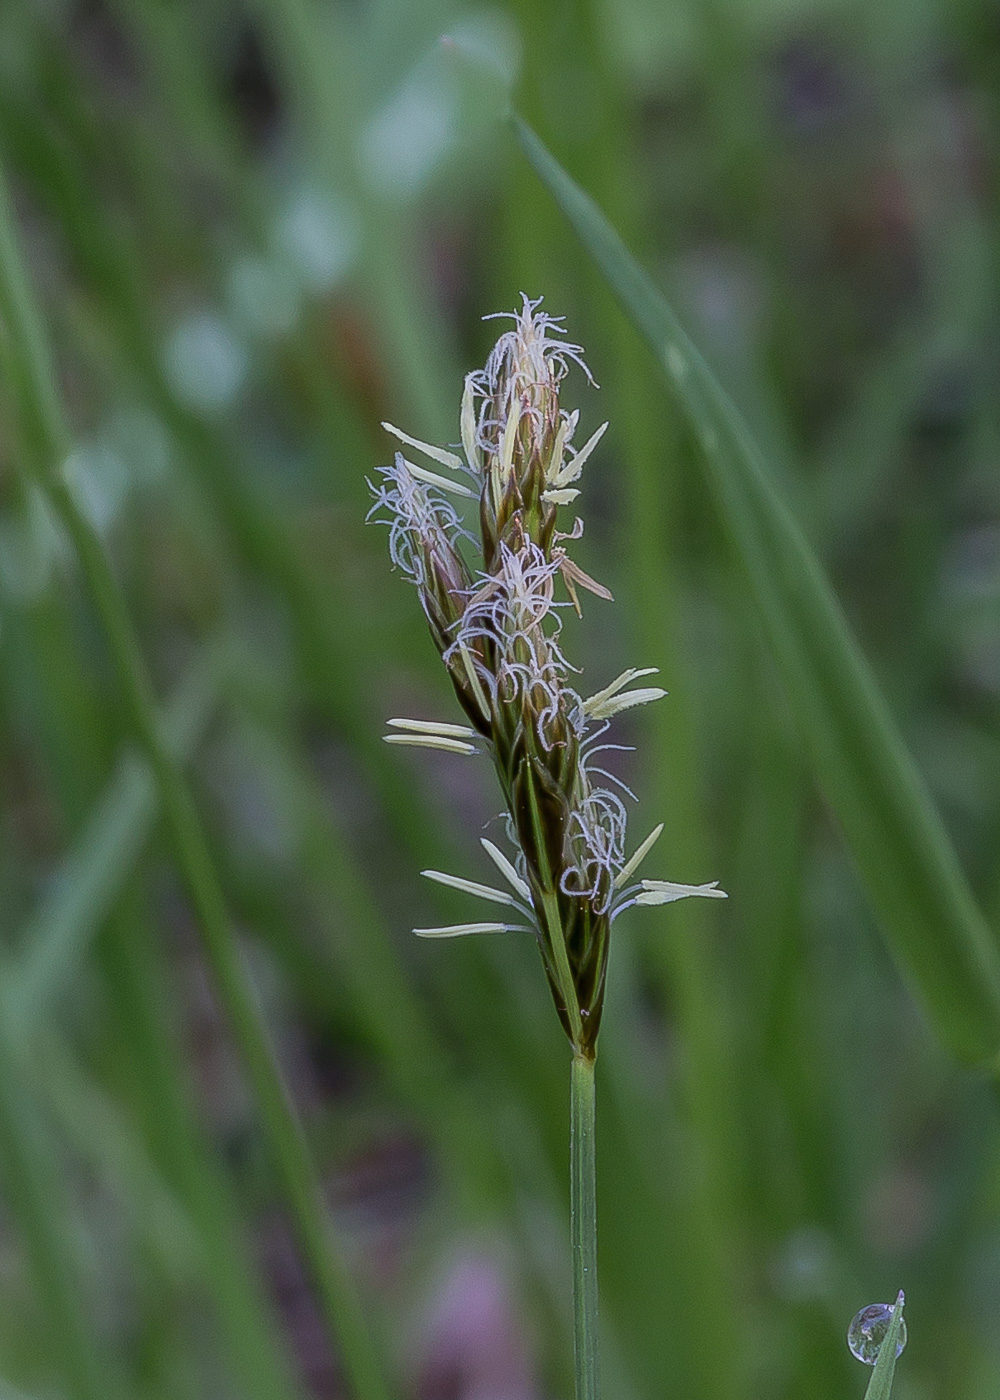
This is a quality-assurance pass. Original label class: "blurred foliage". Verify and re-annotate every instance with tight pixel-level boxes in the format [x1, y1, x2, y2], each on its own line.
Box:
[0, 1, 999, 1399]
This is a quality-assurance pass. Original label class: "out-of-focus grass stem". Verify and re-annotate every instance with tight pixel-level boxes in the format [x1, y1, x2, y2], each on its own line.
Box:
[0, 156, 390, 1400]
[4, 601, 307, 1400]
[254, 0, 456, 440]
[4, 640, 222, 1037]
[516, 118, 1000, 1068]
[0, 1012, 113, 1400]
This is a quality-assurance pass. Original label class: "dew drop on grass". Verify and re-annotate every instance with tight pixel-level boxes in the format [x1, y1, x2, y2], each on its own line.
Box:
[847, 1299, 907, 1365]
[163, 310, 248, 415]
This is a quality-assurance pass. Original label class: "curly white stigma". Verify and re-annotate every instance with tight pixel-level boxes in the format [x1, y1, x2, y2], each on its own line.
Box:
[561, 789, 629, 915]
[446, 541, 575, 746]
[367, 453, 467, 587]
[466, 295, 596, 459]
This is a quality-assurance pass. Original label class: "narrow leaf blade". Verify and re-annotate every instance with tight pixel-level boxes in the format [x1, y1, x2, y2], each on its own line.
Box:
[863, 1292, 906, 1400]
[515, 116, 1000, 1065]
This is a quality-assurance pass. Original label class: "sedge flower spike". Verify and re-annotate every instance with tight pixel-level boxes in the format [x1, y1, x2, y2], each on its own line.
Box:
[370, 295, 726, 1059]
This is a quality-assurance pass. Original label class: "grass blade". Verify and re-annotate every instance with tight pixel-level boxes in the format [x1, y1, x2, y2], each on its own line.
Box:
[3, 609, 307, 1400]
[863, 1292, 906, 1400]
[0, 1012, 115, 1400]
[6, 644, 222, 1040]
[0, 153, 391, 1400]
[514, 116, 1000, 1067]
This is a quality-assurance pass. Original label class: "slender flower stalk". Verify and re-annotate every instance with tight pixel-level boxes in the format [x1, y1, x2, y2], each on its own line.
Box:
[372, 296, 726, 1400]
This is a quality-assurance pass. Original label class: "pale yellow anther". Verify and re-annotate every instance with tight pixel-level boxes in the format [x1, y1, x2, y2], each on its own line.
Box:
[401, 457, 475, 498]
[461, 376, 482, 472]
[480, 838, 531, 900]
[498, 396, 522, 484]
[614, 823, 664, 889]
[584, 687, 667, 721]
[582, 668, 659, 718]
[547, 415, 572, 486]
[383, 733, 476, 755]
[382, 421, 464, 471]
[457, 638, 491, 722]
[413, 922, 519, 938]
[551, 421, 608, 488]
[386, 717, 478, 739]
[635, 879, 727, 904]
[421, 869, 520, 907]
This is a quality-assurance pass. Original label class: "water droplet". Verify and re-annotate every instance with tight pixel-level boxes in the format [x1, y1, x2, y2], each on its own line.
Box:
[770, 1225, 834, 1302]
[666, 344, 687, 381]
[275, 188, 358, 293]
[63, 443, 130, 533]
[847, 1299, 907, 1366]
[163, 310, 248, 415]
[359, 67, 457, 199]
[226, 255, 301, 340]
[108, 407, 171, 486]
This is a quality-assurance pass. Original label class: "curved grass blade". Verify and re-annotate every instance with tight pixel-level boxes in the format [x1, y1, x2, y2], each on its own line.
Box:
[514, 116, 1000, 1067]
[0, 1011, 115, 1400]
[515, 120, 1000, 1064]
[0, 152, 392, 1400]
[2, 617, 307, 1400]
[863, 1292, 906, 1400]
[5, 644, 222, 1040]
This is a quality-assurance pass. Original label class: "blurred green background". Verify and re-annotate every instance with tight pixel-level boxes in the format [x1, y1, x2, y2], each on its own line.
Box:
[1, 1, 1000, 1398]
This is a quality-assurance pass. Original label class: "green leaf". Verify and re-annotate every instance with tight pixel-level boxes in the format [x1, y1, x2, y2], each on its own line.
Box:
[0, 146, 394, 1400]
[0, 1011, 115, 1400]
[863, 1292, 906, 1400]
[5, 644, 223, 1041]
[514, 116, 1000, 1066]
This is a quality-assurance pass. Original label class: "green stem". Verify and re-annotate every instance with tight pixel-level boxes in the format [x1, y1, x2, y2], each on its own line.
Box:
[0, 157, 390, 1400]
[0, 1013, 113, 1400]
[571, 1053, 600, 1400]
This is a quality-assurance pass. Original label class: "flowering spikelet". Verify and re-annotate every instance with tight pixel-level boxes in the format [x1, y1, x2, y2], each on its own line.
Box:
[371, 295, 726, 1059]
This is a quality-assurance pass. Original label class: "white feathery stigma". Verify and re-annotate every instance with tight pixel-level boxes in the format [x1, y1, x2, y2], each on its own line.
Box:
[367, 453, 468, 587]
[469, 294, 596, 459]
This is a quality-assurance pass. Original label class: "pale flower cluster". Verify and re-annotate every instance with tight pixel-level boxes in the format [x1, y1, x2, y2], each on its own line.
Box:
[370, 297, 725, 1051]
